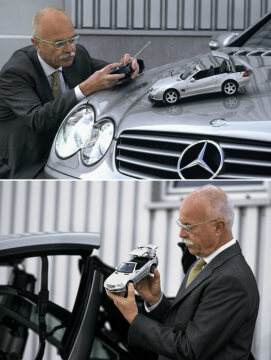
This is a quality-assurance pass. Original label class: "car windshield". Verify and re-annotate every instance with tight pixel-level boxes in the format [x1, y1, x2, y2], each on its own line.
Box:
[117, 262, 136, 273]
[180, 67, 197, 80]
[243, 18, 271, 48]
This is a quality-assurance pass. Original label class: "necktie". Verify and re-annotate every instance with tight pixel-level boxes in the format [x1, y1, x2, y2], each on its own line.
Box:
[186, 258, 206, 288]
[52, 70, 60, 99]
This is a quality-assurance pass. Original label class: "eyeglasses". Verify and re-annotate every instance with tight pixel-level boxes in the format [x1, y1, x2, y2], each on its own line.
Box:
[34, 34, 79, 50]
[176, 219, 217, 233]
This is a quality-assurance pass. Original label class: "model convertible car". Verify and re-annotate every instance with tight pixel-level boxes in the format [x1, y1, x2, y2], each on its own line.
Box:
[45, 12, 271, 180]
[148, 51, 250, 105]
[104, 245, 158, 293]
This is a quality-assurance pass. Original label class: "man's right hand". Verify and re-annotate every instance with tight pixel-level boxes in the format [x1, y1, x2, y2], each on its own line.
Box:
[79, 63, 125, 96]
[135, 268, 162, 307]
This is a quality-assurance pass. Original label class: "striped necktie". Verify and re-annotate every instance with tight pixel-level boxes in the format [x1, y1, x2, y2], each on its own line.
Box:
[52, 70, 60, 99]
[186, 258, 206, 288]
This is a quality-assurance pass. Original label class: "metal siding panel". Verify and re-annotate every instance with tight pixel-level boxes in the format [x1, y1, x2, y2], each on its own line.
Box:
[233, 0, 245, 29]
[134, 182, 152, 247]
[149, 0, 162, 29]
[166, 0, 178, 29]
[253, 206, 271, 360]
[200, 0, 212, 29]
[116, 181, 136, 265]
[101, 181, 120, 265]
[216, 0, 229, 30]
[26, 182, 43, 232]
[249, 0, 261, 25]
[152, 210, 168, 291]
[165, 208, 183, 296]
[183, 0, 195, 29]
[116, 0, 128, 28]
[42, 182, 58, 231]
[0, 182, 14, 234]
[72, 181, 88, 231]
[239, 207, 258, 274]
[82, 0, 95, 28]
[132, 0, 145, 28]
[99, 0, 112, 28]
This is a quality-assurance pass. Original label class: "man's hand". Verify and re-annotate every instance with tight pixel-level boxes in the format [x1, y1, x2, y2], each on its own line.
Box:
[120, 53, 139, 79]
[79, 63, 125, 96]
[135, 268, 162, 307]
[106, 283, 138, 324]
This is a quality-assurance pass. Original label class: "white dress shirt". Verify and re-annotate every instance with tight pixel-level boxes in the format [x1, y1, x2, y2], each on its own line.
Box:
[37, 53, 85, 101]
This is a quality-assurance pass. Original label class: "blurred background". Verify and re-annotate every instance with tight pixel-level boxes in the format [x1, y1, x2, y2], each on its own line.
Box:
[1, 0, 271, 69]
[0, 180, 271, 359]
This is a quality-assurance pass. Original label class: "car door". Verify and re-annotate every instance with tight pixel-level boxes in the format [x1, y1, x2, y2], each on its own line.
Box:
[185, 69, 218, 96]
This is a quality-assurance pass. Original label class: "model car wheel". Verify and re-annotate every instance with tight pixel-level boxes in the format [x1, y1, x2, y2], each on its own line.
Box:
[150, 264, 157, 273]
[164, 89, 180, 104]
[222, 80, 238, 96]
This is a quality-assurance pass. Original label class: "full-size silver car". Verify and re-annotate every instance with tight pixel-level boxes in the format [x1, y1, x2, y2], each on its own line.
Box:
[104, 245, 158, 293]
[148, 51, 250, 105]
[45, 12, 271, 180]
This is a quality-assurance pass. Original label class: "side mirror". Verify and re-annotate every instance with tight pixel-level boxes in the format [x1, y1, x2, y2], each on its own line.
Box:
[209, 32, 239, 50]
[190, 78, 195, 83]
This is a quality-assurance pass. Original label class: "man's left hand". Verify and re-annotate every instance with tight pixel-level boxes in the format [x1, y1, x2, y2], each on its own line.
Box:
[121, 53, 139, 79]
[106, 283, 138, 324]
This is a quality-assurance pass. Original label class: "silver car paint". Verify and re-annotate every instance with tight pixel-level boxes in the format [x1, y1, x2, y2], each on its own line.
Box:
[45, 49, 271, 179]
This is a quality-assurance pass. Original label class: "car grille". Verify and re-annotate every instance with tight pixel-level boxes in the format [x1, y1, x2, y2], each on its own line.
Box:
[115, 130, 271, 179]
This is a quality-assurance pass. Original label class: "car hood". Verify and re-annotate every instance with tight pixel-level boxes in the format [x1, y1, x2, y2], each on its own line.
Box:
[85, 47, 271, 140]
[105, 271, 132, 285]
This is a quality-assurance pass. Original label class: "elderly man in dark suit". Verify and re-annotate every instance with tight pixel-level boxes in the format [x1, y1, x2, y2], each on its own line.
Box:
[0, 7, 141, 179]
[107, 185, 260, 360]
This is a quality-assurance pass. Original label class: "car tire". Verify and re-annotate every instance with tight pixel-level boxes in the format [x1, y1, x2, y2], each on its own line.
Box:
[164, 89, 180, 104]
[222, 80, 238, 96]
[150, 264, 157, 273]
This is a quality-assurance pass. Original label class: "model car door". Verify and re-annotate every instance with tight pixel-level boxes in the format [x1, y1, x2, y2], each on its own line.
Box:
[185, 70, 217, 96]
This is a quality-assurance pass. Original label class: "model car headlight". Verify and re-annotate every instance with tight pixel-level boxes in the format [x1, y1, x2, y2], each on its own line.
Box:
[55, 106, 114, 165]
[150, 88, 158, 94]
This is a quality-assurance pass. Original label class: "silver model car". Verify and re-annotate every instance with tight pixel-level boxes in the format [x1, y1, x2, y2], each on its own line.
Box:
[104, 245, 158, 293]
[45, 12, 271, 180]
[148, 51, 250, 105]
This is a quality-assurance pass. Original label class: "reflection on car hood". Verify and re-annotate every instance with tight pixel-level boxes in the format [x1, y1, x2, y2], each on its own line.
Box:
[86, 47, 271, 140]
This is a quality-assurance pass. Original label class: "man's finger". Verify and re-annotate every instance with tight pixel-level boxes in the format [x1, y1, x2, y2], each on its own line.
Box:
[127, 283, 135, 298]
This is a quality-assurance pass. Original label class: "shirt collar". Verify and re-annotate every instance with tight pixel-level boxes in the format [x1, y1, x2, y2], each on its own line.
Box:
[37, 53, 62, 77]
[203, 238, 236, 264]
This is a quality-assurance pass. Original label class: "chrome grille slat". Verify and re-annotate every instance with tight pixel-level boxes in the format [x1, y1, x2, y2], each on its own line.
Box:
[116, 155, 177, 173]
[119, 133, 193, 145]
[225, 158, 271, 167]
[116, 130, 271, 179]
[117, 144, 181, 157]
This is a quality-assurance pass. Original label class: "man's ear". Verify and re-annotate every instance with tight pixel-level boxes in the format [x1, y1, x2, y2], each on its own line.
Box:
[31, 37, 40, 52]
[215, 219, 225, 235]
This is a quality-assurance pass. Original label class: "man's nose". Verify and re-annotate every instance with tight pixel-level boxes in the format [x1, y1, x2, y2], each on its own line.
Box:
[63, 41, 73, 52]
[179, 227, 187, 238]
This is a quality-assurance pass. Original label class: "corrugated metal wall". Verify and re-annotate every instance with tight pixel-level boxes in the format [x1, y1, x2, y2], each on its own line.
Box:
[0, 180, 270, 360]
[70, 0, 270, 32]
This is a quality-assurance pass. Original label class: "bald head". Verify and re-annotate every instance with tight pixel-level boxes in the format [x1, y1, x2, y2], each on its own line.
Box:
[183, 185, 234, 230]
[32, 8, 73, 38]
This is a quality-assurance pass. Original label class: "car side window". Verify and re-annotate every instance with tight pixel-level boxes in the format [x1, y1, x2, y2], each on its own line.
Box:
[193, 70, 209, 80]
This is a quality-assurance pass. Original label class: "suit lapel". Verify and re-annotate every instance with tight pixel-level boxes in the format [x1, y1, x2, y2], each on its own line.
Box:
[27, 46, 54, 101]
[169, 242, 242, 311]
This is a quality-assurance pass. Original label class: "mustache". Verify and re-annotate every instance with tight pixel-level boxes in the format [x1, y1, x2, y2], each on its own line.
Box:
[58, 51, 75, 60]
[179, 239, 194, 246]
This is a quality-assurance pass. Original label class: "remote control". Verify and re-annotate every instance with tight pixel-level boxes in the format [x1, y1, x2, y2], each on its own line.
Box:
[108, 41, 151, 77]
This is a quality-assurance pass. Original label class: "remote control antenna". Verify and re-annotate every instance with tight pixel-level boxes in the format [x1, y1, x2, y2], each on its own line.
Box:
[130, 41, 151, 62]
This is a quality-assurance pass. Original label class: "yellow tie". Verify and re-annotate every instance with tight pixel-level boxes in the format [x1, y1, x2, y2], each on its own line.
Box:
[52, 71, 60, 99]
[186, 259, 206, 288]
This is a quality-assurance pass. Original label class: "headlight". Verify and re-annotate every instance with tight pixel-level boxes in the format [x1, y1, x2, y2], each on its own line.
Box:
[150, 88, 158, 94]
[56, 106, 114, 165]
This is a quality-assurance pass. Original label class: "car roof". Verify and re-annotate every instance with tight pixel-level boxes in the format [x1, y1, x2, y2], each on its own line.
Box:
[0, 232, 100, 261]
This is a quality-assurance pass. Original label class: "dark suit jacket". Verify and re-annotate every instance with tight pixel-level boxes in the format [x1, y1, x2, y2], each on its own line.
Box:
[128, 242, 259, 360]
[0, 44, 107, 178]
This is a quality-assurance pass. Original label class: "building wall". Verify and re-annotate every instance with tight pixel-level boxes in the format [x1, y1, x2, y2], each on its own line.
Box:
[0, 180, 270, 360]
[1, 0, 270, 69]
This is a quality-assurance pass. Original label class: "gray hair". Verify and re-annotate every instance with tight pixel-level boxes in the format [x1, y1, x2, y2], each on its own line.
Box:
[193, 185, 234, 229]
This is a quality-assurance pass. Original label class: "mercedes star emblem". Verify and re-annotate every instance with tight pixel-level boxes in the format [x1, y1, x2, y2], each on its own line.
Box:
[177, 140, 224, 179]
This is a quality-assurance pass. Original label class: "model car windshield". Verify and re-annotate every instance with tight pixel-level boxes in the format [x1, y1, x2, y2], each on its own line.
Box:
[180, 68, 197, 80]
[242, 18, 271, 48]
[117, 262, 136, 273]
